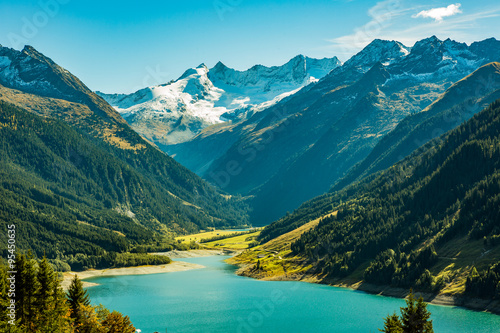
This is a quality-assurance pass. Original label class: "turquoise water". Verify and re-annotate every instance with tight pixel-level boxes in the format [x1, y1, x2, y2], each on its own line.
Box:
[86, 256, 500, 333]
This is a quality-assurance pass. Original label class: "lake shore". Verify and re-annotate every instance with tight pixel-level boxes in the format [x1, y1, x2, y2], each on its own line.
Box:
[62, 261, 205, 290]
[151, 249, 235, 259]
[61, 249, 227, 290]
[229, 259, 500, 315]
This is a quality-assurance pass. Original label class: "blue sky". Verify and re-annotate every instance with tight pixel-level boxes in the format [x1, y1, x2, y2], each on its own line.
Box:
[1, 0, 499, 93]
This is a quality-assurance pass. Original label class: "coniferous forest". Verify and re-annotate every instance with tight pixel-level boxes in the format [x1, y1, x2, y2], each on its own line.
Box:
[0, 254, 135, 332]
[0, 24, 500, 331]
[262, 99, 500, 298]
[0, 100, 244, 270]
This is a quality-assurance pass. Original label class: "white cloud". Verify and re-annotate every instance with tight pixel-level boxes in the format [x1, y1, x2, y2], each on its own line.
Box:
[390, 8, 500, 45]
[326, 0, 407, 59]
[323, 2, 500, 61]
[414, 4, 462, 22]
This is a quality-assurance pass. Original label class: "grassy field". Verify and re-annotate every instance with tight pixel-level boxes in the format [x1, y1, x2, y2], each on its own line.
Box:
[175, 230, 244, 243]
[229, 210, 500, 298]
[229, 212, 338, 279]
[429, 236, 500, 295]
[203, 231, 261, 249]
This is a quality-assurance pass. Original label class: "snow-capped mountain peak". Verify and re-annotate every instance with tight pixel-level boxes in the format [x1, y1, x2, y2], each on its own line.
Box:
[99, 55, 341, 145]
[344, 39, 410, 70]
[386, 36, 498, 79]
[179, 63, 209, 80]
[207, 54, 339, 88]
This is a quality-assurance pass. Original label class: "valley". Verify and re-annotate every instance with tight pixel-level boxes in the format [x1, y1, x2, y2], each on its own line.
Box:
[1, 30, 500, 332]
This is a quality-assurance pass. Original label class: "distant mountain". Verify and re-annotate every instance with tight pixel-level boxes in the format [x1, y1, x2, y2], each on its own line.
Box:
[251, 98, 500, 301]
[0, 45, 125, 126]
[97, 55, 341, 146]
[333, 62, 500, 191]
[169, 36, 500, 225]
[342, 39, 410, 70]
[0, 45, 249, 263]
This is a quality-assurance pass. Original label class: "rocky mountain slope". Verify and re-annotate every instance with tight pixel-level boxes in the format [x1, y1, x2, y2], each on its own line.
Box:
[97, 55, 341, 146]
[0, 45, 249, 262]
[333, 62, 500, 191]
[244, 98, 500, 304]
[169, 36, 500, 225]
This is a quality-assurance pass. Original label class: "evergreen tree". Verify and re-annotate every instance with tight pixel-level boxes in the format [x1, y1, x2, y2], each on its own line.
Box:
[380, 313, 403, 333]
[35, 256, 72, 332]
[400, 292, 433, 333]
[52, 284, 73, 333]
[0, 255, 134, 332]
[35, 256, 55, 329]
[380, 291, 433, 333]
[67, 274, 91, 331]
[14, 253, 39, 331]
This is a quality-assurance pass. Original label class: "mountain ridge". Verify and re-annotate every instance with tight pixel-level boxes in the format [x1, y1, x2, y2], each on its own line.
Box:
[97, 55, 341, 145]
[235, 98, 500, 305]
[332, 62, 500, 192]
[0, 44, 250, 255]
[192, 36, 500, 225]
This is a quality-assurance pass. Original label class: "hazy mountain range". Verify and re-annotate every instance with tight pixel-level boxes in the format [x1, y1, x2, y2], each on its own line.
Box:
[156, 36, 500, 225]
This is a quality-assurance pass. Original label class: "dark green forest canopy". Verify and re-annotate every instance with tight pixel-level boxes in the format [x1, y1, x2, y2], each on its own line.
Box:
[0, 100, 247, 269]
[260, 99, 500, 296]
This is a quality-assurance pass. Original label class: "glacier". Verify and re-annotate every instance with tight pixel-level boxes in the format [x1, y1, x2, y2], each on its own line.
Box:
[97, 55, 341, 145]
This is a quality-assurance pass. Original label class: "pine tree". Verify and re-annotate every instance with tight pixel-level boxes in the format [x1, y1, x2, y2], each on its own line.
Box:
[380, 313, 403, 333]
[380, 291, 433, 333]
[35, 256, 72, 332]
[67, 274, 91, 331]
[400, 291, 433, 333]
[52, 284, 73, 333]
[1, 255, 134, 332]
[14, 253, 39, 331]
[35, 256, 55, 330]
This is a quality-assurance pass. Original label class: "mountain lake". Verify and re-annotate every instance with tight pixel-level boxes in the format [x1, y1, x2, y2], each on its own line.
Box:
[85, 255, 500, 333]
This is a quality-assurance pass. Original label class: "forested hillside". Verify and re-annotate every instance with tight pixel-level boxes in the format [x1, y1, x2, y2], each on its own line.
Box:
[168, 37, 500, 226]
[257, 99, 500, 298]
[0, 45, 249, 230]
[0, 99, 246, 269]
[333, 62, 500, 192]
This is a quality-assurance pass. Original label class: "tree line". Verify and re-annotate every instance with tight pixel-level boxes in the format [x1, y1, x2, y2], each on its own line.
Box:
[0, 253, 136, 332]
[0, 100, 248, 269]
[264, 99, 500, 298]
